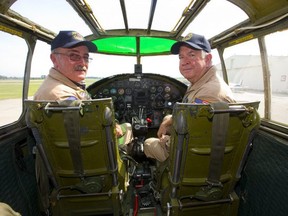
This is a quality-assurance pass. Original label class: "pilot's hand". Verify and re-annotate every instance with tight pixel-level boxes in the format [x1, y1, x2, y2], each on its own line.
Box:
[157, 115, 173, 138]
[115, 123, 124, 138]
[157, 124, 167, 138]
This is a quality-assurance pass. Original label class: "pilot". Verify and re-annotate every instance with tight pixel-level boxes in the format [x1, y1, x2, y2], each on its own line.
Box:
[144, 33, 235, 162]
[34, 30, 132, 146]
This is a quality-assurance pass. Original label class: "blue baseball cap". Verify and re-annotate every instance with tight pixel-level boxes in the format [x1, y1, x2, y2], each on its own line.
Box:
[51, 31, 97, 53]
[171, 33, 211, 54]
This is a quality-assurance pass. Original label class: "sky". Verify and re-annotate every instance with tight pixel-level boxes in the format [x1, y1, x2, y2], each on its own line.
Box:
[1, 0, 287, 78]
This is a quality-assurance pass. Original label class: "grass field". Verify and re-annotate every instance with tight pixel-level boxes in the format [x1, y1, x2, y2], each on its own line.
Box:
[0, 79, 99, 100]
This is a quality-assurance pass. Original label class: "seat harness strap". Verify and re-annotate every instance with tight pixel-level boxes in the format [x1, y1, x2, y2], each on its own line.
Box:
[63, 109, 84, 177]
[207, 102, 230, 185]
[195, 102, 230, 201]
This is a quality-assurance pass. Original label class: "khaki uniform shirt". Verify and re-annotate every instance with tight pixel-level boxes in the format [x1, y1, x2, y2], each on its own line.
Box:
[144, 66, 236, 162]
[33, 68, 91, 100]
[182, 66, 235, 103]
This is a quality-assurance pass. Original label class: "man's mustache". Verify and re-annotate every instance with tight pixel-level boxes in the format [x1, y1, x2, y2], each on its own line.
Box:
[75, 65, 87, 71]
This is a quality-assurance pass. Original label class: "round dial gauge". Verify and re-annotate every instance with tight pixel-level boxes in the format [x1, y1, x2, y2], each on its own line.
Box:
[125, 88, 132, 95]
[134, 81, 141, 88]
[164, 93, 171, 100]
[110, 88, 117, 94]
[102, 89, 109, 95]
[150, 86, 156, 93]
[164, 86, 171, 92]
[157, 86, 163, 93]
[118, 88, 125, 95]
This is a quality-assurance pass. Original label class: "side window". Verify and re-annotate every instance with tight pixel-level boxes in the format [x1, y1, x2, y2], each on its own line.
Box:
[0, 31, 27, 126]
[265, 29, 288, 126]
[223, 39, 264, 117]
[28, 40, 51, 97]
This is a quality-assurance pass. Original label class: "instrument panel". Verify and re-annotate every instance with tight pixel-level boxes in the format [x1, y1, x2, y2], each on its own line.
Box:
[87, 73, 187, 128]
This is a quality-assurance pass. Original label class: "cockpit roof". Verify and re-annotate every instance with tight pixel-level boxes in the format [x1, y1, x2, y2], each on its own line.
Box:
[1, 0, 288, 57]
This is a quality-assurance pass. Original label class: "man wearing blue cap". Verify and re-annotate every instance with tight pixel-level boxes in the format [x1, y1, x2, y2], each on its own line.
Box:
[144, 33, 235, 162]
[34, 31, 97, 100]
[34, 30, 132, 144]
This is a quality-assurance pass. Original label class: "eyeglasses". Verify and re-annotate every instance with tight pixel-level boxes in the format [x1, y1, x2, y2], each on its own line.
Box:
[53, 52, 93, 63]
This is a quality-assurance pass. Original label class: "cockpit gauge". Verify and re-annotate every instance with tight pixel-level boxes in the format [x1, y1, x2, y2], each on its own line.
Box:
[164, 93, 171, 100]
[125, 88, 132, 95]
[150, 94, 156, 100]
[157, 86, 163, 93]
[110, 88, 117, 94]
[164, 86, 171, 92]
[118, 88, 125, 95]
[150, 86, 156, 93]
[102, 89, 109, 95]
[134, 81, 141, 88]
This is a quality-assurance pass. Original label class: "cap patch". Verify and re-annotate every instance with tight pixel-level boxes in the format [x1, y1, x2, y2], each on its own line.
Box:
[183, 33, 193, 41]
[72, 31, 84, 41]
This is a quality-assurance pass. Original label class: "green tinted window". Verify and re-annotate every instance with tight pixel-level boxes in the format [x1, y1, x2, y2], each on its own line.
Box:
[93, 37, 176, 56]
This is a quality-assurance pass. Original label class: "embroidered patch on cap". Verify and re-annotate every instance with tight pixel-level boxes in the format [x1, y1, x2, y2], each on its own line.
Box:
[183, 33, 193, 41]
[72, 31, 84, 41]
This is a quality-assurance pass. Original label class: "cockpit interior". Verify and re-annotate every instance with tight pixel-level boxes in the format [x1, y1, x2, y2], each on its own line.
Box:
[88, 73, 187, 128]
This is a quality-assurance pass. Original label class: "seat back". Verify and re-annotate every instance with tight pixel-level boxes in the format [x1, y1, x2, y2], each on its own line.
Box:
[25, 99, 126, 216]
[160, 101, 260, 216]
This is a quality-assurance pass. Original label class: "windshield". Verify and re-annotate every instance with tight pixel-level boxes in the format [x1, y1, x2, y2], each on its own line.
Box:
[9, 0, 247, 79]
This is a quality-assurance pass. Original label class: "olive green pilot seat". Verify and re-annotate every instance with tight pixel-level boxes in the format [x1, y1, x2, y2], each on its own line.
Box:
[25, 99, 127, 216]
[154, 101, 260, 216]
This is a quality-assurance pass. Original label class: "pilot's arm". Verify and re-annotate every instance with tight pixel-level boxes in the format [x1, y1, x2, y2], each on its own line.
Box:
[157, 114, 173, 138]
[115, 123, 124, 138]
